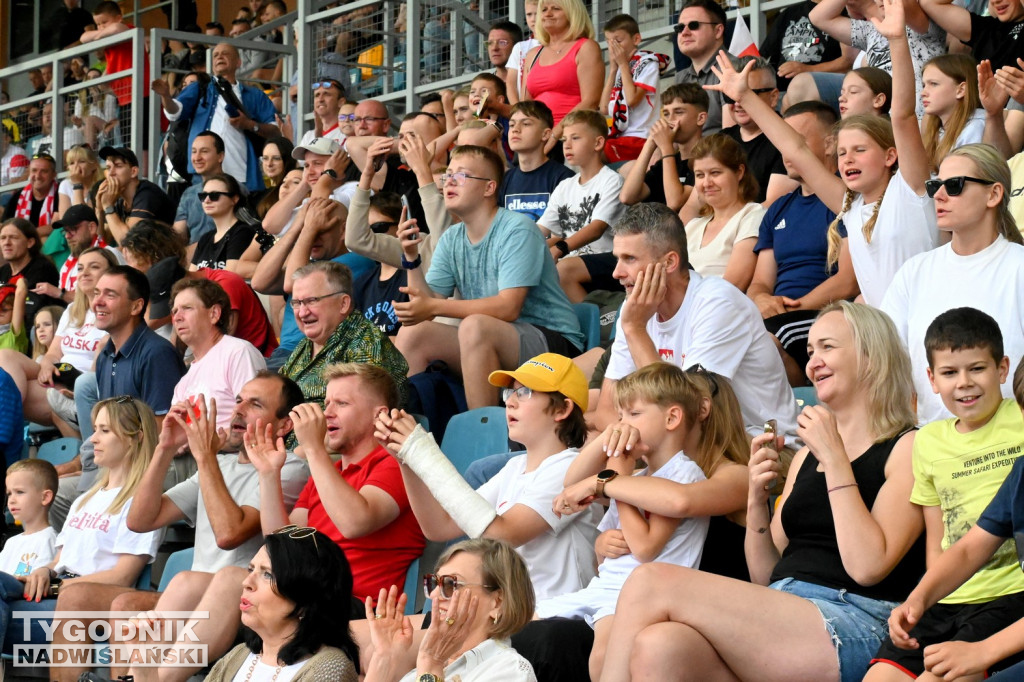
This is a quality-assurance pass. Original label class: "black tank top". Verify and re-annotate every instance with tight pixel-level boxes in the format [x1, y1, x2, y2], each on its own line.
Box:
[770, 431, 926, 602]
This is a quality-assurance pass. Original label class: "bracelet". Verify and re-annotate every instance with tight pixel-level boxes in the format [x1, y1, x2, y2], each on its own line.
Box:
[827, 482, 859, 494]
[401, 254, 422, 270]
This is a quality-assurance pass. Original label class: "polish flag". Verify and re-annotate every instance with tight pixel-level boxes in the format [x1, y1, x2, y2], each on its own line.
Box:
[729, 13, 760, 59]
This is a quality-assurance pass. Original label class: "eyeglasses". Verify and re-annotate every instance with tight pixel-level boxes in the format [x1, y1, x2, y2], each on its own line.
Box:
[352, 116, 389, 123]
[485, 39, 511, 47]
[674, 21, 720, 33]
[441, 171, 491, 186]
[289, 290, 346, 310]
[369, 221, 397, 234]
[924, 175, 995, 198]
[338, 113, 357, 122]
[685, 363, 719, 397]
[423, 574, 495, 599]
[198, 190, 235, 202]
[261, 155, 283, 163]
[272, 524, 319, 552]
[312, 80, 344, 92]
[501, 385, 533, 403]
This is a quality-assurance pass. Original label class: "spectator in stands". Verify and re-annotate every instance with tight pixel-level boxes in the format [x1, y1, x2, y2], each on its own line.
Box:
[229, 17, 251, 37]
[883, 144, 1024, 425]
[56, 144, 103, 218]
[0, 369, 23, 467]
[0, 127, 29, 199]
[759, 0, 846, 97]
[599, 302, 925, 682]
[0, 248, 116, 428]
[0, 279, 28, 354]
[171, 131, 225, 245]
[81, 2, 153, 154]
[190, 173, 270, 278]
[117, 220, 186, 336]
[149, 364, 426, 680]
[2, 153, 58, 234]
[922, 0, 1024, 72]
[506, 0, 540, 104]
[363, 539, 536, 682]
[593, 203, 799, 440]
[0, 218, 62, 325]
[55, 0, 96, 49]
[488, 20, 524, 82]
[255, 136, 296, 219]
[352, 99, 392, 137]
[601, 14, 665, 164]
[394, 145, 584, 409]
[153, 42, 281, 193]
[9, 396, 162, 660]
[337, 102, 358, 137]
[918, 54, 985, 172]
[684, 134, 765, 292]
[747, 101, 859, 386]
[204, 21, 225, 36]
[26, 205, 117, 306]
[95, 146, 176, 243]
[298, 79, 347, 147]
[263, 138, 359, 234]
[50, 266, 185, 530]
[620, 83, 706, 212]
[497, 101, 574, 222]
[838, 67, 892, 118]
[674, 0, 734, 135]
[280, 261, 409, 412]
[71, 68, 120, 151]
[54, 373, 309, 682]
[201, 530, 359, 681]
[521, 0, 604, 155]
[27, 101, 86, 160]
[350, 193, 407, 337]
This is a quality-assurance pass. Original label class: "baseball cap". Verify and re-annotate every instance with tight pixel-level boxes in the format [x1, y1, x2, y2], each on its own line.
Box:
[99, 146, 139, 167]
[291, 137, 340, 160]
[0, 283, 15, 309]
[489, 353, 588, 411]
[147, 256, 187, 319]
[52, 204, 98, 231]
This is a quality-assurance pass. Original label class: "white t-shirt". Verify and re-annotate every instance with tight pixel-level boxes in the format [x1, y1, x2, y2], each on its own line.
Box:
[167, 82, 248, 189]
[881, 236, 1024, 425]
[685, 202, 765, 278]
[56, 487, 163, 575]
[172, 334, 266, 431]
[56, 308, 106, 372]
[1, 144, 28, 186]
[950, 109, 986, 150]
[508, 38, 542, 98]
[538, 166, 625, 256]
[165, 453, 309, 573]
[594, 452, 709, 586]
[476, 450, 601, 600]
[0, 528, 57, 577]
[606, 52, 661, 139]
[843, 170, 939, 307]
[606, 271, 800, 440]
[397, 638, 536, 682]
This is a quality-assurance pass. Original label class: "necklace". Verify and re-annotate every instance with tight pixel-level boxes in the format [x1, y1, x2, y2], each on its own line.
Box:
[245, 653, 284, 681]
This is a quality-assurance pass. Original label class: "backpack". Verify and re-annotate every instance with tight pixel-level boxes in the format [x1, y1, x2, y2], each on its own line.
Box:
[405, 361, 467, 443]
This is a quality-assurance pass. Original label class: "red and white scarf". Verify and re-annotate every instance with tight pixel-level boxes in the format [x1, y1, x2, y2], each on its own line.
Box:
[608, 51, 671, 138]
[14, 183, 56, 226]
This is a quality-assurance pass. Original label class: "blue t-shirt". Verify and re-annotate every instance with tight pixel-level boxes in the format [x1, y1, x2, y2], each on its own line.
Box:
[278, 252, 376, 352]
[95, 322, 186, 415]
[499, 159, 576, 222]
[352, 264, 407, 337]
[426, 208, 585, 350]
[977, 456, 1024, 573]
[174, 182, 216, 245]
[753, 190, 844, 299]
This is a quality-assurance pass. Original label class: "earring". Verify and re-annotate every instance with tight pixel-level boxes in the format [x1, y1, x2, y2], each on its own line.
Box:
[492, 614, 500, 625]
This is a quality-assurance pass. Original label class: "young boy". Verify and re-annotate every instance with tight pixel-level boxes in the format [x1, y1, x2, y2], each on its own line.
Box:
[469, 72, 513, 161]
[0, 278, 28, 353]
[537, 362, 710, 681]
[619, 83, 707, 212]
[498, 101, 575, 222]
[351, 192, 407, 337]
[0, 459, 58, 580]
[601, 14, 666, 163]
[866, 307, 1024, 681]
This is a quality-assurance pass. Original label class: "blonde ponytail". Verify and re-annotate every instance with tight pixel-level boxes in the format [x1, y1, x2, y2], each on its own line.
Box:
[826, 190, 855, 271]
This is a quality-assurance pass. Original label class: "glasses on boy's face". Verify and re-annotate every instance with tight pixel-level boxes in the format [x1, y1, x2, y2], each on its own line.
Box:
[441, 171, 491, 186]
[501, 385, 533, 403]
[422, 574, 494, 599]
[924, 175, 995, 198]
[674, 20, 719, 33]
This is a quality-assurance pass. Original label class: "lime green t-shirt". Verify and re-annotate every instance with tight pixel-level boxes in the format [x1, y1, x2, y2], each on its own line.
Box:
[0, 325, 28, 354]
[912, 398, 1024, 604]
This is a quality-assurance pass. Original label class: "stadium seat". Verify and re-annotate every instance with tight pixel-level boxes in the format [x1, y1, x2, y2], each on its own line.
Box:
[402, 556, 420, 615]
[35, 438, 81, 466]
[158, 547, 196, 592]
[440, 407, 508, 477]
[573, 302, 602, 351]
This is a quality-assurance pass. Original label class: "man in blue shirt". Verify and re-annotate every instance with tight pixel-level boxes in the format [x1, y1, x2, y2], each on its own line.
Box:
[152, 42, 279, 192]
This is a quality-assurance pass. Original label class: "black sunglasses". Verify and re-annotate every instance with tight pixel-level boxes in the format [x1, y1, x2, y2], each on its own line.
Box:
[674, 20, 720, 33]
[722, 88, 775, 105]
[369, 221, 397, 234]
[924, 175, 995, 198]
[198, 190, 235, 202]
[685, 363, 720, 397]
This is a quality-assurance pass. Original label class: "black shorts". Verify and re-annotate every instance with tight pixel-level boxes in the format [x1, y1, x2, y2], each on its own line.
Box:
[871, 591, 1024, 677]
[764, 309, 818, 371]
[580, 252, 624, 294]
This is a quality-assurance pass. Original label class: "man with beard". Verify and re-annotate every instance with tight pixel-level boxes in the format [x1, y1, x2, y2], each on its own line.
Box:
[47, 371, 310, 682]
[47, 205, 124, 300]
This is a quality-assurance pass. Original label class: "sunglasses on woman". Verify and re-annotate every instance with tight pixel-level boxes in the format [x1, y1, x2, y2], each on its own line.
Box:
[272, 524, 319, 552]
[422, 574, 494, 599]
[198, 191, 235, 202]
[923, 175, 994, 198]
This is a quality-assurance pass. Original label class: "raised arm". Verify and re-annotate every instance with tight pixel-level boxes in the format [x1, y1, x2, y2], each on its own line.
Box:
[809, 0, 855, 45]
[708, 52, 847, 212]
[261, 178, 310, 236]
[245, 419, 292, 534]
[981, 61, 1016, 157]
[126, 405, 190, 533]
[251, 204, 308, 296]
[919, 0, 972, 42]
[873, 0, 931, 193]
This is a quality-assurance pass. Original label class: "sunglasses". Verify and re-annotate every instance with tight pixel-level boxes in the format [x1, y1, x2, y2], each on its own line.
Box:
[923, 175, 995, 198]
[198, 191, 235, 202]
[722, 88, 775, 105]
[271, 524, 319, 552]
[113, 394, 142, 422]
[674, 20, 719, 33]
[369, 221, 397, 234]
[422, 574, 495, 599]
[685, 363, 720, 397]
[312, 80, 344, 92]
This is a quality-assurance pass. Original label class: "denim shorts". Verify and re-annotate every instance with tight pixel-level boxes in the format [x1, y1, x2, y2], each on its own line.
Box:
[771, 577, 898, 682]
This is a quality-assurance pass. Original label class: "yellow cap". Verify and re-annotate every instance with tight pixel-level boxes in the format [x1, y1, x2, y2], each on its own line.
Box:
[488, 353, 588, 411]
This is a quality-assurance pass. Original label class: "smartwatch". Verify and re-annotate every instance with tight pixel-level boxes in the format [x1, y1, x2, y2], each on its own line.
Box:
[401, 254, 422, 270]
[554, 240, 570, 257]
[322, 168, 338, 180]
[103, 206, 117, 216]
[417, 675, 442, 682]
[595, 469, 618, 498]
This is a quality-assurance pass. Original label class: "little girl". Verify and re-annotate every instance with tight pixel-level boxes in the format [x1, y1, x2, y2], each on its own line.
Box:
[919, 54, 985, 171]
[31, 305, 62, 362]
[0, 279, 28, 354]
[838, 67, 891, 118]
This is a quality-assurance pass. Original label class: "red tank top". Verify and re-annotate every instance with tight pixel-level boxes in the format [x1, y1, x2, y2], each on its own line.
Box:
[525, 37, 588, 125]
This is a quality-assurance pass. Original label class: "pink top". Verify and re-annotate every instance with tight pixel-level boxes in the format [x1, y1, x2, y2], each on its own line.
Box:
[525, 37, 588, 125]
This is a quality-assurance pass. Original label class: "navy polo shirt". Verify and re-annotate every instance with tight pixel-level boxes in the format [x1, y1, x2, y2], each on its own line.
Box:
[95, 321, 185, 415]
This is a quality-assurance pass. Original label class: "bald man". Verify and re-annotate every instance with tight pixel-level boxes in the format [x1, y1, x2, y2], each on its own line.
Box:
[152, 42, 280, 191]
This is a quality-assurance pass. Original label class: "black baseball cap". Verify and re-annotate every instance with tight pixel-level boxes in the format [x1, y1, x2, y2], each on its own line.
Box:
[146, 256, 187, 319]
[99, 146, 139, 167]
[52, 204, 98, 231]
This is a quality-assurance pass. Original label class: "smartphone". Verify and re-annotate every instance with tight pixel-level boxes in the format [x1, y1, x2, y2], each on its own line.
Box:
[400, 194, 410, 213]
[763, 419, 778, 449]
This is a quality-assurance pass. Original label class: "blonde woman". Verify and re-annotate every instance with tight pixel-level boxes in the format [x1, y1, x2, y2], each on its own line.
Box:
[57, 144, 104, 218]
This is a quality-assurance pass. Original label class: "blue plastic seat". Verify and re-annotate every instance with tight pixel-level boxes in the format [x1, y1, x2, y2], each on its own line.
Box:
[35, 438, 81, 466]
[573, 302, 602, 351]
[439, 407, 509, 477]
[158, 547, 195, 592]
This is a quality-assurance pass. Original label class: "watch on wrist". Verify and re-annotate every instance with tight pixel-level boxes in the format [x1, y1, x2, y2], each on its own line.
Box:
[251, 121, 259, 133]
[401, 254, 422, 270]
[554, 240, 570, 257]
[49, 578, 63, 596]
[595, 468, 618, 498]
[417, 674, 442, 682]
[72, 183, 84, 190]
[103, 206, 116, 216]
[322, 168, 338, 180]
